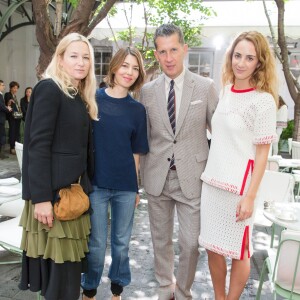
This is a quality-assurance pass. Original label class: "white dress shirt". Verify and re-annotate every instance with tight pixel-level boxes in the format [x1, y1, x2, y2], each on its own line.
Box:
[164, 68, 185, 120]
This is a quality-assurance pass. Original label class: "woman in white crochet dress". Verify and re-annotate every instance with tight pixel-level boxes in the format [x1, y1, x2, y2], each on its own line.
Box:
[199, 31, 278, 299]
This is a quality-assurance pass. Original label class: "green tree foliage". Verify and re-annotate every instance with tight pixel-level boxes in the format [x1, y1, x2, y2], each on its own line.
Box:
[67, 0, 79, 7]
[109, 0, 215, 69]
[145, 0, 214, 46]
[32, 0, 117, 77]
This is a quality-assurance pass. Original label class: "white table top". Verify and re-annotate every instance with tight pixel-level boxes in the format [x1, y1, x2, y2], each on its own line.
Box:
[278, 159, 300, 169]
[263, 202, 300, 231]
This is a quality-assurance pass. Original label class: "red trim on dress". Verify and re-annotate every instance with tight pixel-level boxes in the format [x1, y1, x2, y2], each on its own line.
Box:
[231, 85, 255, 93]
[240, 225, 250, 260]
[239, 159, 254, 196]
[254, 135, 277, 144]
[199, 237, 240, 260]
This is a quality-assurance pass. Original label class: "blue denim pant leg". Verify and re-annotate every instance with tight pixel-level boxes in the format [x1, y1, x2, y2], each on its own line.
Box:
[81, 187, 109, 290]
[108, 189, 136, 287]
[81, 187, 136, 290]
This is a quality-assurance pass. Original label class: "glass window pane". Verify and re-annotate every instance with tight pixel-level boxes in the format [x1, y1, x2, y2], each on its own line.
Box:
[102, 64, 110, 76]
[188, 49, 214, 78]
[94, 48, 112, 81]
[200, 53, 213, 67]
[189, 53, 199, 65]
[96, 75, 101, 85]
[188, 66, 199, 74]
[94, 52, 101, 63]
[95, 64, 100, 75]
[103, 52, 112, 63]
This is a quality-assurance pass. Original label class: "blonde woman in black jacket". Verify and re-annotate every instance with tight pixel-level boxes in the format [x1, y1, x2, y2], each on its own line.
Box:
[19, 33, 98, 300]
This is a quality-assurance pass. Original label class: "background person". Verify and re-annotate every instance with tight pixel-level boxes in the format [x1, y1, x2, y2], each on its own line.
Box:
[0, 80, 12, 159]
[139, 24, 218, 300]
[199, 31, 278, 299]
[81, 47, 148, 300]
[18, 32, 98, 300]
[20, 87, 32, 121]
[272, 95, 288, 155]
[99, 81, 107, 88]
[4, 81, 21, 154]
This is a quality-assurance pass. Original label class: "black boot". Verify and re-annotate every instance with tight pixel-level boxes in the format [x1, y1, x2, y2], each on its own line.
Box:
[0, 146, 8, 159]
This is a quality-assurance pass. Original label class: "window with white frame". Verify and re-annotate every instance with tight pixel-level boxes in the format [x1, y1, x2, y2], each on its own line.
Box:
[188, 48, 214, 78]
[94, 47, 113, 86]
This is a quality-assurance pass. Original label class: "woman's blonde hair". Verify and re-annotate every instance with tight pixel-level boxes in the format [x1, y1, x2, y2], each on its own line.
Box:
[43, 32, 98, 120]
[222, 31, 278, 106]
[105, 47, 146, 92]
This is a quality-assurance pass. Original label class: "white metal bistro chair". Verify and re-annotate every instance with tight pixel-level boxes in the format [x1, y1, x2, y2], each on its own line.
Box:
[0, 178, 23, 263]
[256, 229, 300, 300]
[288, 138, 293, 155]
[254, 170, 295, 247]
[0, 184, 22, 215]
[15, 141, 23, 180]
[292, 141, 300, 159]
[0, 215, 22, 264]
[266, 158, 280, 172]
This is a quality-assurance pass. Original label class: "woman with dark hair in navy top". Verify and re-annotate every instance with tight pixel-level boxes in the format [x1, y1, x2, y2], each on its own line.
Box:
[81, 47, 149, 300]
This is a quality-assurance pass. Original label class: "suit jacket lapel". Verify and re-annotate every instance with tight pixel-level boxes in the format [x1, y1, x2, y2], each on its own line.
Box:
[155, 75, 174, 136]
[175, 71, 194, 137]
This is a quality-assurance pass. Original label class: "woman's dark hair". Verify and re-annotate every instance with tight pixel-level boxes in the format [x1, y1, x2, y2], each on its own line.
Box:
[9, 81, 20, 89]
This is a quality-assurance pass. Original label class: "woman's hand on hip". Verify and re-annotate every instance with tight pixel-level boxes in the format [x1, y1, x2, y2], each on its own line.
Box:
[34, 201, 54, 228]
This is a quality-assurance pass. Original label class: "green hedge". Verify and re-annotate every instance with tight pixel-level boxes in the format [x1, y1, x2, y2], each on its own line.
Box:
[281, 120, 294, 140]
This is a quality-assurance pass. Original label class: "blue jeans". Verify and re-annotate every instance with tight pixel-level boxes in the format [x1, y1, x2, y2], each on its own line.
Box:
[81, 187, 136, 290]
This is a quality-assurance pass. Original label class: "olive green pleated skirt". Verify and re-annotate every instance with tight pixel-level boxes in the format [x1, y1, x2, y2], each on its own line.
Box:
[19, 200, 91, 264]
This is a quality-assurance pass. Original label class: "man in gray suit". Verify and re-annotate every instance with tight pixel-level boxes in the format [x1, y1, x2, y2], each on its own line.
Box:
[139, 24, 218, 300]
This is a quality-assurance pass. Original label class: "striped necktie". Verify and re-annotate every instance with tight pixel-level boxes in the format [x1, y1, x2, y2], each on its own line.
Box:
[167, 80, 176, 133]
[167, 80, 176, 169]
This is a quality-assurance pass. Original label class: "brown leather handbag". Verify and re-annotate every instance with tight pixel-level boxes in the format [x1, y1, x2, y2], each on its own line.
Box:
[54, 178, 90, 221]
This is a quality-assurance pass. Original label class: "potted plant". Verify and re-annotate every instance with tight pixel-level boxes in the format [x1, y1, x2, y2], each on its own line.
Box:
[279, 120, 294, 153]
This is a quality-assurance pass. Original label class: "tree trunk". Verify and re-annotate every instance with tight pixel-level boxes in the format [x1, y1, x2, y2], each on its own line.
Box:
[84, 0, 117, 36]
[32, 0, 57, 79]
[294, 95, 300, 141]
[55, 0, 63, 36]
[60, 0, 96, 36]
[275, 0, 300, 141]
[32, 0, 118, 78]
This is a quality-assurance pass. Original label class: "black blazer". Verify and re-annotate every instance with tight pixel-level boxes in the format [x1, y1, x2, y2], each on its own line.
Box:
[4, 91, 20, 122]
[4, 92, 19, 112]
[22, 79, 94, 204]
[0, 93, 9, 124]
[4, 92, 13, 106]
[20, 96, 30, 121]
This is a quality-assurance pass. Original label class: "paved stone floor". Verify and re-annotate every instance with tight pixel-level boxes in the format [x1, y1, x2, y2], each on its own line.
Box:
[0, 148, 280, 299]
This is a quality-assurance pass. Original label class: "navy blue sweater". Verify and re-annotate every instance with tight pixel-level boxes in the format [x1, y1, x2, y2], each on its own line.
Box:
[92, 88, 149, 192]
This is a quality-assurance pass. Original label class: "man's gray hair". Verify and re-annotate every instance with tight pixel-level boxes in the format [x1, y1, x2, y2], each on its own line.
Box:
[154, 24, 184, 49]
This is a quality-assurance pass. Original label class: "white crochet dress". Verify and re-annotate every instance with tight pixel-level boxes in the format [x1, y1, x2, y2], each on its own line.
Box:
[199, 85, 277, 260]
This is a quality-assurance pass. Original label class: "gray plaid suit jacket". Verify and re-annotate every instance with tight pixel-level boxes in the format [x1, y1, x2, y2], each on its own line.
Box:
[140, 70, 218, 200]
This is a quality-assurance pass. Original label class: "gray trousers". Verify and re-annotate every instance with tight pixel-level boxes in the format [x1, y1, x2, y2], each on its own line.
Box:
[147, 170, 200, 300]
